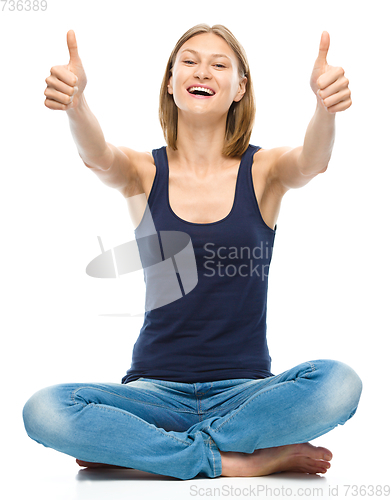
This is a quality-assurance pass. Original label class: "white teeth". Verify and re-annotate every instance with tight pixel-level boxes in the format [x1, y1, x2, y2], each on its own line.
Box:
[188, 86, 215, 95]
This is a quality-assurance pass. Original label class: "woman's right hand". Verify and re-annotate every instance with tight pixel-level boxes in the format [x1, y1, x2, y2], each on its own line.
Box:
[44, 30, 87, 111]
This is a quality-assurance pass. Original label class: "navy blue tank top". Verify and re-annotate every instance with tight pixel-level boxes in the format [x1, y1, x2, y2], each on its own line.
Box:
[121, 144, 277, 384]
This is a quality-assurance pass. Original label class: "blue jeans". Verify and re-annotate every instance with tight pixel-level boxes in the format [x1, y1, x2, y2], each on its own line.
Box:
[22, 359, 362, 480]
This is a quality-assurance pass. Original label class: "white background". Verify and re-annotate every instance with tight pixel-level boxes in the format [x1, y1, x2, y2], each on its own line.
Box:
[1, 0, 391, 499]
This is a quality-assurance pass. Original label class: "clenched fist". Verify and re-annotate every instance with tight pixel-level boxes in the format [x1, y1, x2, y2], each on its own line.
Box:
[44, 30, 87, 110]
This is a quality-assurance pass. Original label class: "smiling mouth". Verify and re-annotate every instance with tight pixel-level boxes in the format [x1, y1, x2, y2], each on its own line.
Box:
[187, 87, 215, 97]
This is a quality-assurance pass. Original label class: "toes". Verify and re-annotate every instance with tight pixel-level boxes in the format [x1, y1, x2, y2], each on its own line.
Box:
[320, 448, 333, 460]
[301, 465, 328, 474]
[303, 443, 333, 461]
[300, 456, 331, 474]
[316, 459, 331, 468]
[310, 462, 330, 474]
[313, 445, 333, 460]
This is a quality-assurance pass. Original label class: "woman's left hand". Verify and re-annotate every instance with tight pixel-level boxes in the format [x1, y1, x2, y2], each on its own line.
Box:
[310, 31, 352, 114]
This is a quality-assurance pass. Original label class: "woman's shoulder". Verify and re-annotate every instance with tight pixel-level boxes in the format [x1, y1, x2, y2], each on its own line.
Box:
[252, 146, 274, 177]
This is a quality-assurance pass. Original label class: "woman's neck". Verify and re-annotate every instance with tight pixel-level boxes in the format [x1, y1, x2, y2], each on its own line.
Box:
[171, 112, 232, 173]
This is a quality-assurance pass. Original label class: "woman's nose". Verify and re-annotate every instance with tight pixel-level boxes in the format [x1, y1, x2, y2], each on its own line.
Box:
[194, 64, 211, 79]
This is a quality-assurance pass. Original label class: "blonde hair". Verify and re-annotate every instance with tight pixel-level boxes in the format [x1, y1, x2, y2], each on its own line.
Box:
[158, 24, 256, 158]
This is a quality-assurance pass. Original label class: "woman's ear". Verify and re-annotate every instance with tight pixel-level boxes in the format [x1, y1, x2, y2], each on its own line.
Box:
[167, 75, 173, 95]
[234, 76, 247, 102]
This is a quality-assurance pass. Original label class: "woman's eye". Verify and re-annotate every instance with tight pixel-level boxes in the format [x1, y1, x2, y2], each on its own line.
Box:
[183, 60, 225, 68]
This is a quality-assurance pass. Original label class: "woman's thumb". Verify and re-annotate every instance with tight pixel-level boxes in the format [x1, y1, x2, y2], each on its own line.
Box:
[67, 30, 80, 64]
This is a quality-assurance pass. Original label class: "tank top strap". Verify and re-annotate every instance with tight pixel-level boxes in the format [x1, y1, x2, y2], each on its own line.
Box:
[239, 144, 262, 180]
[149, 146, 167, 210]
[233, 143, 263, 214]
[132, 146, 167, 239]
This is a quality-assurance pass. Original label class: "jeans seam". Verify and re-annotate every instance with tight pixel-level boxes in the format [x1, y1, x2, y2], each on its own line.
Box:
[208, 436, 221, 477]
[193, 385, 202, 419]
[209, 437, 216, 476]
[304, 361, 316, 375]
[194, 382, 214, 396]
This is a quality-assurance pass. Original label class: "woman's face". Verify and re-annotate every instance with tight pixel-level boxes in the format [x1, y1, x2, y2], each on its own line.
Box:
[167, 33, 247, 118]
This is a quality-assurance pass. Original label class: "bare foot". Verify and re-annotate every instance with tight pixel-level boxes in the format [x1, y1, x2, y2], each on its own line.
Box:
[220, 442, 333, 477]
[76, 459, 133, 469]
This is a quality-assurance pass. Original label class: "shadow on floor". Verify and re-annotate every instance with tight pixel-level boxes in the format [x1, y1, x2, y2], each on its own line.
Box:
[76, 467, 182, 481]
[76, 467, 327, 482]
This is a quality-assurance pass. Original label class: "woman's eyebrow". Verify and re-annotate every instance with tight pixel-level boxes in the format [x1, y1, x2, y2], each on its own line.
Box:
[180, 48, 230, 59]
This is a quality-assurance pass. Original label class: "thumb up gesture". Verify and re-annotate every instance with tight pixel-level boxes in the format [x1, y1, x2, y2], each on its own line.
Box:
[310, 31, 352, 114]
[44, 30, 87, 110]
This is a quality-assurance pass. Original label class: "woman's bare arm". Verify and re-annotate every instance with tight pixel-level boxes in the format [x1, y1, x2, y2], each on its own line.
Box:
[45, 30, 138, 194]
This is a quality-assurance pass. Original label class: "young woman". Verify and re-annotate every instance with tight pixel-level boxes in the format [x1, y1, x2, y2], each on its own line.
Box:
[23, 24, 362, 480]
